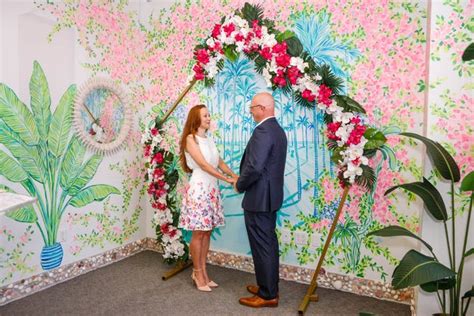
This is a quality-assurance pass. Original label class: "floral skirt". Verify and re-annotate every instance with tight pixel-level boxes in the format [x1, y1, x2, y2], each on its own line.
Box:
[179, 181, 225, 231]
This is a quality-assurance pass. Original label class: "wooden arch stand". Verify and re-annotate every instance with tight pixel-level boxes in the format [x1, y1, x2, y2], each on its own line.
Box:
[159, 79, 197, 281]
[298, 186, 350, 314]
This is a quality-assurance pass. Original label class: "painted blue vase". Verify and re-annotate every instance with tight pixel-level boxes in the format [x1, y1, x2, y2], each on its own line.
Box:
[40, 243, 63, 270]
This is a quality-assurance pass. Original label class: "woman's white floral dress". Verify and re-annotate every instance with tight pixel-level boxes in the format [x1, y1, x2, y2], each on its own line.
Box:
[179, 135, 225, 231]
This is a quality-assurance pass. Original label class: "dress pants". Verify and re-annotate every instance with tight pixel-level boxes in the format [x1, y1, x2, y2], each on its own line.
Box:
[244, 210, 279, 300]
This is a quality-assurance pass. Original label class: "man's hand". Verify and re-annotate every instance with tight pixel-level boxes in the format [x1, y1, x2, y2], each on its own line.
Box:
[233, 177, 240, 193]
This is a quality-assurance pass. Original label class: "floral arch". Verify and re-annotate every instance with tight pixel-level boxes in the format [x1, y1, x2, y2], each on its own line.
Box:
[142, 3, 387, 266]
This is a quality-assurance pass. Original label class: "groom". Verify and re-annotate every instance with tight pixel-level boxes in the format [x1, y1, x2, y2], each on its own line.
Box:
[234, 92, 287, 308]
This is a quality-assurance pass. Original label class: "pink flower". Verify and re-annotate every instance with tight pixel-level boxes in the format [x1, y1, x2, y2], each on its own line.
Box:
[272, 41, 287, 54]
[144, 145, 151, 157]
[150, 128, 158, 136]
[152, 152, 164, 164]
[318, 85, 333, 106]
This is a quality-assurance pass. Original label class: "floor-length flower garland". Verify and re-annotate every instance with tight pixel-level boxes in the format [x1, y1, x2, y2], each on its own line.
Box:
[144, 2, 387, 263]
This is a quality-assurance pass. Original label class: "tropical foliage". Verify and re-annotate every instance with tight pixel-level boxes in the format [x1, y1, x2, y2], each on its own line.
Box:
[0, 61, 120, 269]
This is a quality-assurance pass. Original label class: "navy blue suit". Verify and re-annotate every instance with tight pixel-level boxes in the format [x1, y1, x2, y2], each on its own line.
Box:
[236, 117, 287, 300]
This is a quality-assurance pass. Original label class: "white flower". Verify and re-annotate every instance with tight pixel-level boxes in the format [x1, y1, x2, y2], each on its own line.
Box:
[262, 68, 273, 87]
[153, 209, 172, 225]
[235, 41, 245, 53]
[333, 111, 354, 124]
[206, 37, 215, 48]
[290, 57, 308, 72]
[343, 162, 363, 183]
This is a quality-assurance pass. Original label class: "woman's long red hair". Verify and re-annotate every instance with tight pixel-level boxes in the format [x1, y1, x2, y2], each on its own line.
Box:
[179, 104, 207, 173]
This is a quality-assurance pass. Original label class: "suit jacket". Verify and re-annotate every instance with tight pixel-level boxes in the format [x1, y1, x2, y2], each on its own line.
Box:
[236, 117, 287, 212]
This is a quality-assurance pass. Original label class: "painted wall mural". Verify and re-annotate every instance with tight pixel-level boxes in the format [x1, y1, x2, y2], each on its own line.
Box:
[0, 0, 471, 292]
[0, 61, 120, 271]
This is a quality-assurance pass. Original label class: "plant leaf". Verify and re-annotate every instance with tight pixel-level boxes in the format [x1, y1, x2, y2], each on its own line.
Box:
[364, 127, 387, 150]
[355, 165, 376, 192]
[401, 133, 460, 182]
[461, 171, 474, 192]
[379, 144, 399, 171]
[420, 277, 456, 293]
[0, 185, 37, 223]
[48, 85, 76, 157]
[6, 207, 38, 223]
[60, 136, 86, 190]
[0, 150, 28, 182]
[276, 30, 296, 42]
[0, 83, 40, 145]
[30, 61, 52, 141]
[0, 120, 45, 183]
[392, 249, 455, 290]
[333, 95, 366, 114]
[462, 43, 474, 61]
[69, 184, 120, 207]
[286, 36, 303, 57]
[67, 155, 103, 196]
[223, 46, 238, 62]
[385, 177, 447, 221]
[463, 287, 474, 299]
[465, 248, 474, 258]
[367, 225, 433, 252]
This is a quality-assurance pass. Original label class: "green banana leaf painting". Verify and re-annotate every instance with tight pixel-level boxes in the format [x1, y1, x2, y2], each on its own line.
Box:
[0, 61, 120, 270]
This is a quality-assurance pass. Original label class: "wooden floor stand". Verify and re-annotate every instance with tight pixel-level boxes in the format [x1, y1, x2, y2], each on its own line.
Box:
[297, 186, 350, 314]
[162, 260, 193, 281]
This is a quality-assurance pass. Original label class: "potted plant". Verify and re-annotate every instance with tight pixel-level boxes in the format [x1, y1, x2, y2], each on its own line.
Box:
[367, 44, 474, 316]
[0, 61, 120, 270]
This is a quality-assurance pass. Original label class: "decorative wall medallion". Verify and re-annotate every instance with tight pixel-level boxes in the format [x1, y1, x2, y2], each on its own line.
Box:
[73, 77, 132, 154]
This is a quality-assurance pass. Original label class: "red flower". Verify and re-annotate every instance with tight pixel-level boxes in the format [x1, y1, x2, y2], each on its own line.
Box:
[150, 128, 158, 136]
[223, 23, 235, 36]
[327, 122, 342, 140]
[144, 145, 151, 157]
[147, 182, 156, 194]
[195, 49, 210, 64]
[194, 72, 205, 80]
[152, 152, 164, 164]
[89, 127, 96, 136]
[153, 168, 164, 178]
[235, 33, 244, 42]
[287, 66, 302, 85]
[193, 64, 205, 80]
[211, 24, 221, 38]
[259, 47, 272, 60]
[272, 41, 287, 54]
[301, 89, 316, 102]
[318, 84, 333, 106]
[346, 124, 367, 145]
[272, 74, 286, 87]
[252, 20, 262, 38]
[161, 224, 170, 234]
[275, 53, 291, 68]
[169, 228, 177, 238]
[157, 179, 166, 188]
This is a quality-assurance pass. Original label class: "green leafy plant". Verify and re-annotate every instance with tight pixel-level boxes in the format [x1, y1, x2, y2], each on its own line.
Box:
[0, 61, 120, 269]
[367, 132, 473, 315]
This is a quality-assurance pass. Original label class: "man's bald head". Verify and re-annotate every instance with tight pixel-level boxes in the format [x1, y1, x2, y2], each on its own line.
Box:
[250, 92, 275, 123]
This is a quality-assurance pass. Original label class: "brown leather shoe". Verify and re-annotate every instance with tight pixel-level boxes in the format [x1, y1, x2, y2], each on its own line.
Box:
[239, 295, 278, 308]
[246, 285, 259, 295]
[246, 285, 279, 298]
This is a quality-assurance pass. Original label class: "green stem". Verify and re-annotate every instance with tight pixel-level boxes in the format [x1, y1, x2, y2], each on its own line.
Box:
[442, 289, 446, 315]
[451, 180, 457, 315]
[34, 221, 47, 244]
[456, 193, 473, 315]
[443, 221, 453, 269]
[463, 297, 471, 316]
[437, 290, 444, 314]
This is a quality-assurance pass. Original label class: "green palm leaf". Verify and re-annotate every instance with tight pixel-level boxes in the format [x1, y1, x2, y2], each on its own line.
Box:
[461, 171, 474, 192]
[420, 277, 455, 293]
[68, 155, 103, 196]
[0, 84, 40, 145]
[401, 133, 460, 182]
[0, 184, 37, 223]
[69, 184, 120, 208]
[30, 61, 52, 141]
[48, 85, 76, 157]
[0, 150, 28, 182]
[392, 250, 454, 290]
[0, 120, 45, 183]
[385, 177, 447, 221]
[60, 136, 86, 190]
[465, 248, 474, 258]
[355, 165, 376, 191]
[367, 225, 433, 252]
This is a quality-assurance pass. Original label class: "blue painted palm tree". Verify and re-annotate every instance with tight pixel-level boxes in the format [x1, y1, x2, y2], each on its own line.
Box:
[216, 57, 255, 157]
[294, 13, 360, 92]
[236, 77, 258, 159]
